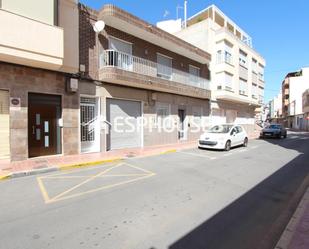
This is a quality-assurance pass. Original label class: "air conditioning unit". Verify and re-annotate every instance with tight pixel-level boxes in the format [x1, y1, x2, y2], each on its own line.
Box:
[67, 78, 79, 93]
[239, 90, 245, 95]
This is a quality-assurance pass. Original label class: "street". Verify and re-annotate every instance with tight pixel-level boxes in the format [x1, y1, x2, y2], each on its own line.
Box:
[0, 132, 308, 249]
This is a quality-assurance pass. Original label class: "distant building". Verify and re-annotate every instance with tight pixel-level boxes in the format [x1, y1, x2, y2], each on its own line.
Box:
[157, 4, 266, 135]
[269, 91, 282, 123]
[282, 68, 309, 129]
[302, 89, 309, 131]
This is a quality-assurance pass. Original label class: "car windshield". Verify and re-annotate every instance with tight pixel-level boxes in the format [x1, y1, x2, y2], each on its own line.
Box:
[268, 124, 281, 129]
[208, 125, 233, 133]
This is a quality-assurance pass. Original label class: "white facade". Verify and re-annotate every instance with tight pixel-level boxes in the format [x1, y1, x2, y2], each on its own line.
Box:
[270, 91, 282, 119]
[287, 68, 309, 129]
[157, 5, 266, 133]
[288, 68, 309, 116]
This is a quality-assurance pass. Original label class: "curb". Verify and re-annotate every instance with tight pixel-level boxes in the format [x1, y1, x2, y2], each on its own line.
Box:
[58, 157, 123, 171]
[0, 173, 11, 181]
[0, 148, 180, 181]
[274, 186, 309, 249]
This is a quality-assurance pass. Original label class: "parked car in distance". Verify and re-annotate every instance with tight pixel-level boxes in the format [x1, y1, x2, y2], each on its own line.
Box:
[260, 124, 287, 139]
[199, 124, 248, 151]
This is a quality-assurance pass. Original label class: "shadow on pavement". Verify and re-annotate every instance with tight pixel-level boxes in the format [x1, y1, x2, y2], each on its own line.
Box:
[166, 133, 309, 249]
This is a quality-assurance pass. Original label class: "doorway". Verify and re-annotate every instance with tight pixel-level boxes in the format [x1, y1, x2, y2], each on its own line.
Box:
[80, 97, 100, 153]
[28, 93, 61, 158]
[178, 109, 186, 140]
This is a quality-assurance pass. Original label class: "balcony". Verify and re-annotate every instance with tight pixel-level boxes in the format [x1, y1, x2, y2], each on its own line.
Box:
[99, 50, 211, 99]
[216, 84, 260, 106]
[0, 9, 63, 70]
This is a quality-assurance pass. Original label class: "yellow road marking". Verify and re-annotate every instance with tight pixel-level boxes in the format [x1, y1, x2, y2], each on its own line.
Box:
[37, 162, 156, 204]
[43, 174, 150, 179]
[124, 162, 155, 175]
[59, 158, 122, 171]
[44, 162, 115, 177]
[47, 173, 155, 203]
[37, 177, 51, 203]
[50, 163, 124, 202]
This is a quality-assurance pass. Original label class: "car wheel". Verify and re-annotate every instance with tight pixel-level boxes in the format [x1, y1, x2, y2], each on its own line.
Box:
[225, 140, 231, 151]
[283, 134, 287, 138]
[277, 133, 282, 139]
[243, 137, 248, 147]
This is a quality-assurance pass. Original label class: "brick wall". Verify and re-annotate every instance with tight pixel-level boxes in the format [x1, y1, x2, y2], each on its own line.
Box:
[79, 4, 210, 81]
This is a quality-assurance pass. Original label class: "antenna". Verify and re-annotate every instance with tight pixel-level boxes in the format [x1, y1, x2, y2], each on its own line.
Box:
[176, 4, 183, 20]
[184, 0, 188, 28]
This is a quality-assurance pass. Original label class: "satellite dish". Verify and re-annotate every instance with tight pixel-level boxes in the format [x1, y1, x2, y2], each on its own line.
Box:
[93, 20, 105, 33]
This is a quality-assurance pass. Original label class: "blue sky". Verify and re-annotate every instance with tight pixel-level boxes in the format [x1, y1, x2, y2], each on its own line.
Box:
[80, 0, 309, 102]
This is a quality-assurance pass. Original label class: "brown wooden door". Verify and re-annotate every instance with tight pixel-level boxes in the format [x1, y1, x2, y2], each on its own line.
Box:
[28, 105, 57, 157]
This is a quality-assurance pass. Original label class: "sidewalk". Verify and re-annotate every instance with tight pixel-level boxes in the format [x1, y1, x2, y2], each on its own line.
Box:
[0, 141, 198, 179]
[0, 133, 260, 180]
[275, 187, 309, 249]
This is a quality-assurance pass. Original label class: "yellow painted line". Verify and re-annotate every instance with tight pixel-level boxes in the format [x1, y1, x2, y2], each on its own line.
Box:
[39, 162, 156, 204]
[43, 174, 150, 179]
[124, 162, 156, 175]
[161, 149, 177, 154]
[47, 173, 156, 204]
[37, 177, 51, 203]
[58, 158, 122, 171]
[0, 174, 11, 181]
[49, 163, 124, 202]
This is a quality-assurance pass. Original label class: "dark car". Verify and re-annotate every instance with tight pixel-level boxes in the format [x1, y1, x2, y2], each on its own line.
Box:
[260, 124, 287, 139]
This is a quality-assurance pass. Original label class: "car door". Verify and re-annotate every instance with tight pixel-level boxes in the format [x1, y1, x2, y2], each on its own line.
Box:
[235, 126, 245, 145]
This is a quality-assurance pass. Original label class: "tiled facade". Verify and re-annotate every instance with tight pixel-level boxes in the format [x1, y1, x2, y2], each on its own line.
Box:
[0, 63, 79, 161]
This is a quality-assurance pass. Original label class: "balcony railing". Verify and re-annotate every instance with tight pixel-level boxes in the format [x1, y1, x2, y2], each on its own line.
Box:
[100, 50, 210, 90]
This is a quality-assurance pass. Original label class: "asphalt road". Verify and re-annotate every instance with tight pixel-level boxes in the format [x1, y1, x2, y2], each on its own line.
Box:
[0, 132, 308, 249]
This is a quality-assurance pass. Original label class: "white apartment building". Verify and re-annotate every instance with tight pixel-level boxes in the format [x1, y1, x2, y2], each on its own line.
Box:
[269, 91, 282, 120]
[157, 5, 266, 134]
[282, 68, 309, 129]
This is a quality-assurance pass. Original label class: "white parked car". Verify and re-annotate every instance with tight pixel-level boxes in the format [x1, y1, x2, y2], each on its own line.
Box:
[198, 124, 248, 151]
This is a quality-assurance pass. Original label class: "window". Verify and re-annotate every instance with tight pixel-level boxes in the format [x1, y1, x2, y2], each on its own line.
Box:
[252, 59, 258, 73]
[189, 65, 200, 85]
[239, 78, 248, 96]
[157, 54, 172, 79]
[217, 72, 233, 91]
[258, 64, 265, 80]
[239, 50, 247, 67]
[252, 84, 258, 99]
[236, 126, 243, 133]
[109, 37, 132, 54]
[156, 103, 172, 128]
[157, 54, 172, 80]
[108, 37, 133, 70]
[216, 41, 233, 65]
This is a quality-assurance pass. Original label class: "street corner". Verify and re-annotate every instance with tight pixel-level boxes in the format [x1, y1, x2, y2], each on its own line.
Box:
[37, 162, 156, 204]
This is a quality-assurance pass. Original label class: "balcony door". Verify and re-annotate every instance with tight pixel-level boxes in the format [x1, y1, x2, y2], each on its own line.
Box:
[109, 37, 133, 71]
